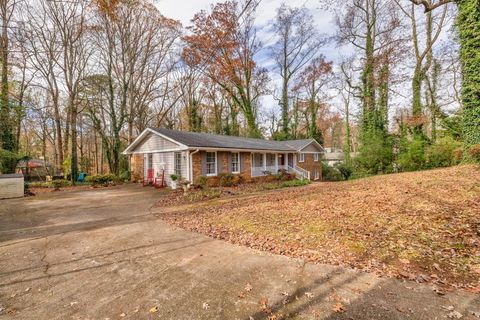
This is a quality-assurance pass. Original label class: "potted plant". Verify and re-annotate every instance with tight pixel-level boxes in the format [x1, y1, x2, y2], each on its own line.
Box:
[170, 174, 179, 189]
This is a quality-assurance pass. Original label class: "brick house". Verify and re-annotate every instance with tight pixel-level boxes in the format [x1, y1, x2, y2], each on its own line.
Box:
[123, 128, 324, 186]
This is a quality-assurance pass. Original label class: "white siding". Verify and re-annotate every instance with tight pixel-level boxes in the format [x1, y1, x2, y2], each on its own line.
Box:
[134, 132, 181, 153]
[143, 151, 188, 186]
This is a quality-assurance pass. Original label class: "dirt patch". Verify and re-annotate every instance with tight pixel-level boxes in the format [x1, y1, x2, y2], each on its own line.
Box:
[158, 165, 480, 291]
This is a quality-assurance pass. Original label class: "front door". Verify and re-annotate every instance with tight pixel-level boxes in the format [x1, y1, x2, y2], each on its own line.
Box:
[278, 154, 285, 166]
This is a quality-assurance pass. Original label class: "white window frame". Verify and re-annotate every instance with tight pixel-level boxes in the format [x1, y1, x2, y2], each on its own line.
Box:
[206, 151, 217, 176]
[313, 153, 319, 162]
[174, 152, 182, 176]
[299, 153, 305, 163]
[231, 152, 240, 174]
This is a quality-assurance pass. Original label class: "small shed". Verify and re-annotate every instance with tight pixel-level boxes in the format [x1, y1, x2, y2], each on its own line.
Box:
[0, 173, 24, 199]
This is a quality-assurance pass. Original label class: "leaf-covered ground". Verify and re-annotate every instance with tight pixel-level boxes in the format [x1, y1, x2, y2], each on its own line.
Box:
[159, 165, 480, 290]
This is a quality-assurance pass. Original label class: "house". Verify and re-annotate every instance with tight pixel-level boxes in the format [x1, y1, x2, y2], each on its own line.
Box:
[323, 147, 344, 167]
[123, 128, 325, 187]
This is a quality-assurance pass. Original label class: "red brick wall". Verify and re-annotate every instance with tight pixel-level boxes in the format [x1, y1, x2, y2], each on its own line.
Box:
[191, 151, 252, 185]
[296, 154, 322, 180]
[130, 154, 144, 182]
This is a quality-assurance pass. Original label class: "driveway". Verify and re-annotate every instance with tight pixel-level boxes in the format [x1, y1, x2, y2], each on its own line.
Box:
[0, 185, 478, 319]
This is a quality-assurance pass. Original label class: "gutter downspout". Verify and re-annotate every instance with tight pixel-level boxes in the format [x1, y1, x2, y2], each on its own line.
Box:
[189, 149, 200, 183]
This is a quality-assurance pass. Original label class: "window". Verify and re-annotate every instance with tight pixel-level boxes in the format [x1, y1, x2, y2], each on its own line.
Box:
[315, 171, 320, 180]
[174, 152, 182, 176]
[299, 153, 305, 162]
[206, 152, 217, 176]
[313, 153, 319, 162]
[147, 154, 153, 169]
[231, 152, 240, 173]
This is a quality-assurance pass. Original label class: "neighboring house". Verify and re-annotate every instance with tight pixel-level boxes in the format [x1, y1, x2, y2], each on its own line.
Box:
[322, 148, 358, 167]
[123, 128, 325, 187]
[323, 148, 344, 167]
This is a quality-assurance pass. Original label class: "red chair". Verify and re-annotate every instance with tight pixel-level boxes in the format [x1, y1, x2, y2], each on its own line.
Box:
[143, 169, 154, 186]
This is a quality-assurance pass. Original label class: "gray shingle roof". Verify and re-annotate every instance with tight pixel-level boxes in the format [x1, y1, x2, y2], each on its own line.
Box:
[150, 127, 320, 152]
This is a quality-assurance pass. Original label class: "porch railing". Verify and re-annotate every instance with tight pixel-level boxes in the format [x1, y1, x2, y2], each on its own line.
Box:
[251, 165, 288, 177]
[287, 165, 310, 180]
[251, 164, 311, 179]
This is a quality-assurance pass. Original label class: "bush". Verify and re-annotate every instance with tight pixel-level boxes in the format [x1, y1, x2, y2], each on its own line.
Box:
[86, 174, 118, 186]
[119, 170, 131, 182]
[51, 179, 71, 190]
[0, 149, 20, 174]
[275, 169, 295, 181]
[170, 173, 179, 181]
[335, 162, 353, 180]
[468, 144, 480, 162]
[219, 173, 235, 187]
[397, 137, 426, 171]
[194, 175, 208, 189]
[355, 132, 394, 174]
[232, 174, 245, 185]
[321, 161, 342, 181]
[453, 147, 464, 164]
[281, 179, 311, 188]
[426, 137, 462, 168]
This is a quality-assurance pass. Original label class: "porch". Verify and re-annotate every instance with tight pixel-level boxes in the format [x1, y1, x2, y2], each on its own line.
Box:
[250, 152, 310, 180]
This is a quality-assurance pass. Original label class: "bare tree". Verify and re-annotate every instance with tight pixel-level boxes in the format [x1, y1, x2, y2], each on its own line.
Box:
[45, 0, 91, 182]
[271, 3, 324, 138]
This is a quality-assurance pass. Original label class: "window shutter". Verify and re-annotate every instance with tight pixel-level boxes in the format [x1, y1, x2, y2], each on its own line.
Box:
[201, 152, 207, 175]
[240, 153, 247, 173]
[227, 153, 232, 173]
[217, 152, 223, 174]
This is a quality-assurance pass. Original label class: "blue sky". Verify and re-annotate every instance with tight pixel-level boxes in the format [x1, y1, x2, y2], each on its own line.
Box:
[156, 0, 342, 118]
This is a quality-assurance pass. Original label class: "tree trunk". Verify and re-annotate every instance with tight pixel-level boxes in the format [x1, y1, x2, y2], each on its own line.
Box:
[457, 0, 480, 147]
[281, 75, 289, 136]
[70, 100, 78, 184]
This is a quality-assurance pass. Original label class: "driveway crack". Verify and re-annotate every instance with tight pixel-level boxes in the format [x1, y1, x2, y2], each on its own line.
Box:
[40, 236, 50, 276]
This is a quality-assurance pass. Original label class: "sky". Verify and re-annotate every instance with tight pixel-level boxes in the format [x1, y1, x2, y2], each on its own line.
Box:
[155, 0, 342, 120]
[154, 0, 458, 127]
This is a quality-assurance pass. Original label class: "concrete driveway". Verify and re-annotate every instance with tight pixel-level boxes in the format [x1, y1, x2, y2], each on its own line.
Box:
[0, 185, 478, 319]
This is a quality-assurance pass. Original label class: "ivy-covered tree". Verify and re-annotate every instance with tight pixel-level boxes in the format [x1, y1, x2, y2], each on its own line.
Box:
[409, 0, 480, 148]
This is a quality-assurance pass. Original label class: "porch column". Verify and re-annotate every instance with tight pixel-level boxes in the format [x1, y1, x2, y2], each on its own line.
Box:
[275, 153, 278, 172]
[285, 153, 288, 168]
[263, 153, 267, 171]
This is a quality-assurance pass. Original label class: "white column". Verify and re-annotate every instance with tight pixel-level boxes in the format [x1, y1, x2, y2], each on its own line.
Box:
[275, 153, 278, 172]
[263, 153, 267, 171]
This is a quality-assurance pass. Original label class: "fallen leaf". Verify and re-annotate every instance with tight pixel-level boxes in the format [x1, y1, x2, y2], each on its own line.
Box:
[245, 283, 253, 292]
[447, 310, 463, 319]
[202, 302, 210, 310]
[149, 306, 158, 313]
[395, 305, 406, 313]
[305, 292, 314, 299]
[332, 302, 346, 313]
[434, 288, 446, 295]
[119, 313, 126, 317]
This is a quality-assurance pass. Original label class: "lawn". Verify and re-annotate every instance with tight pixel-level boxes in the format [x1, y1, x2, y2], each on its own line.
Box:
[160, 165, 480, 291]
